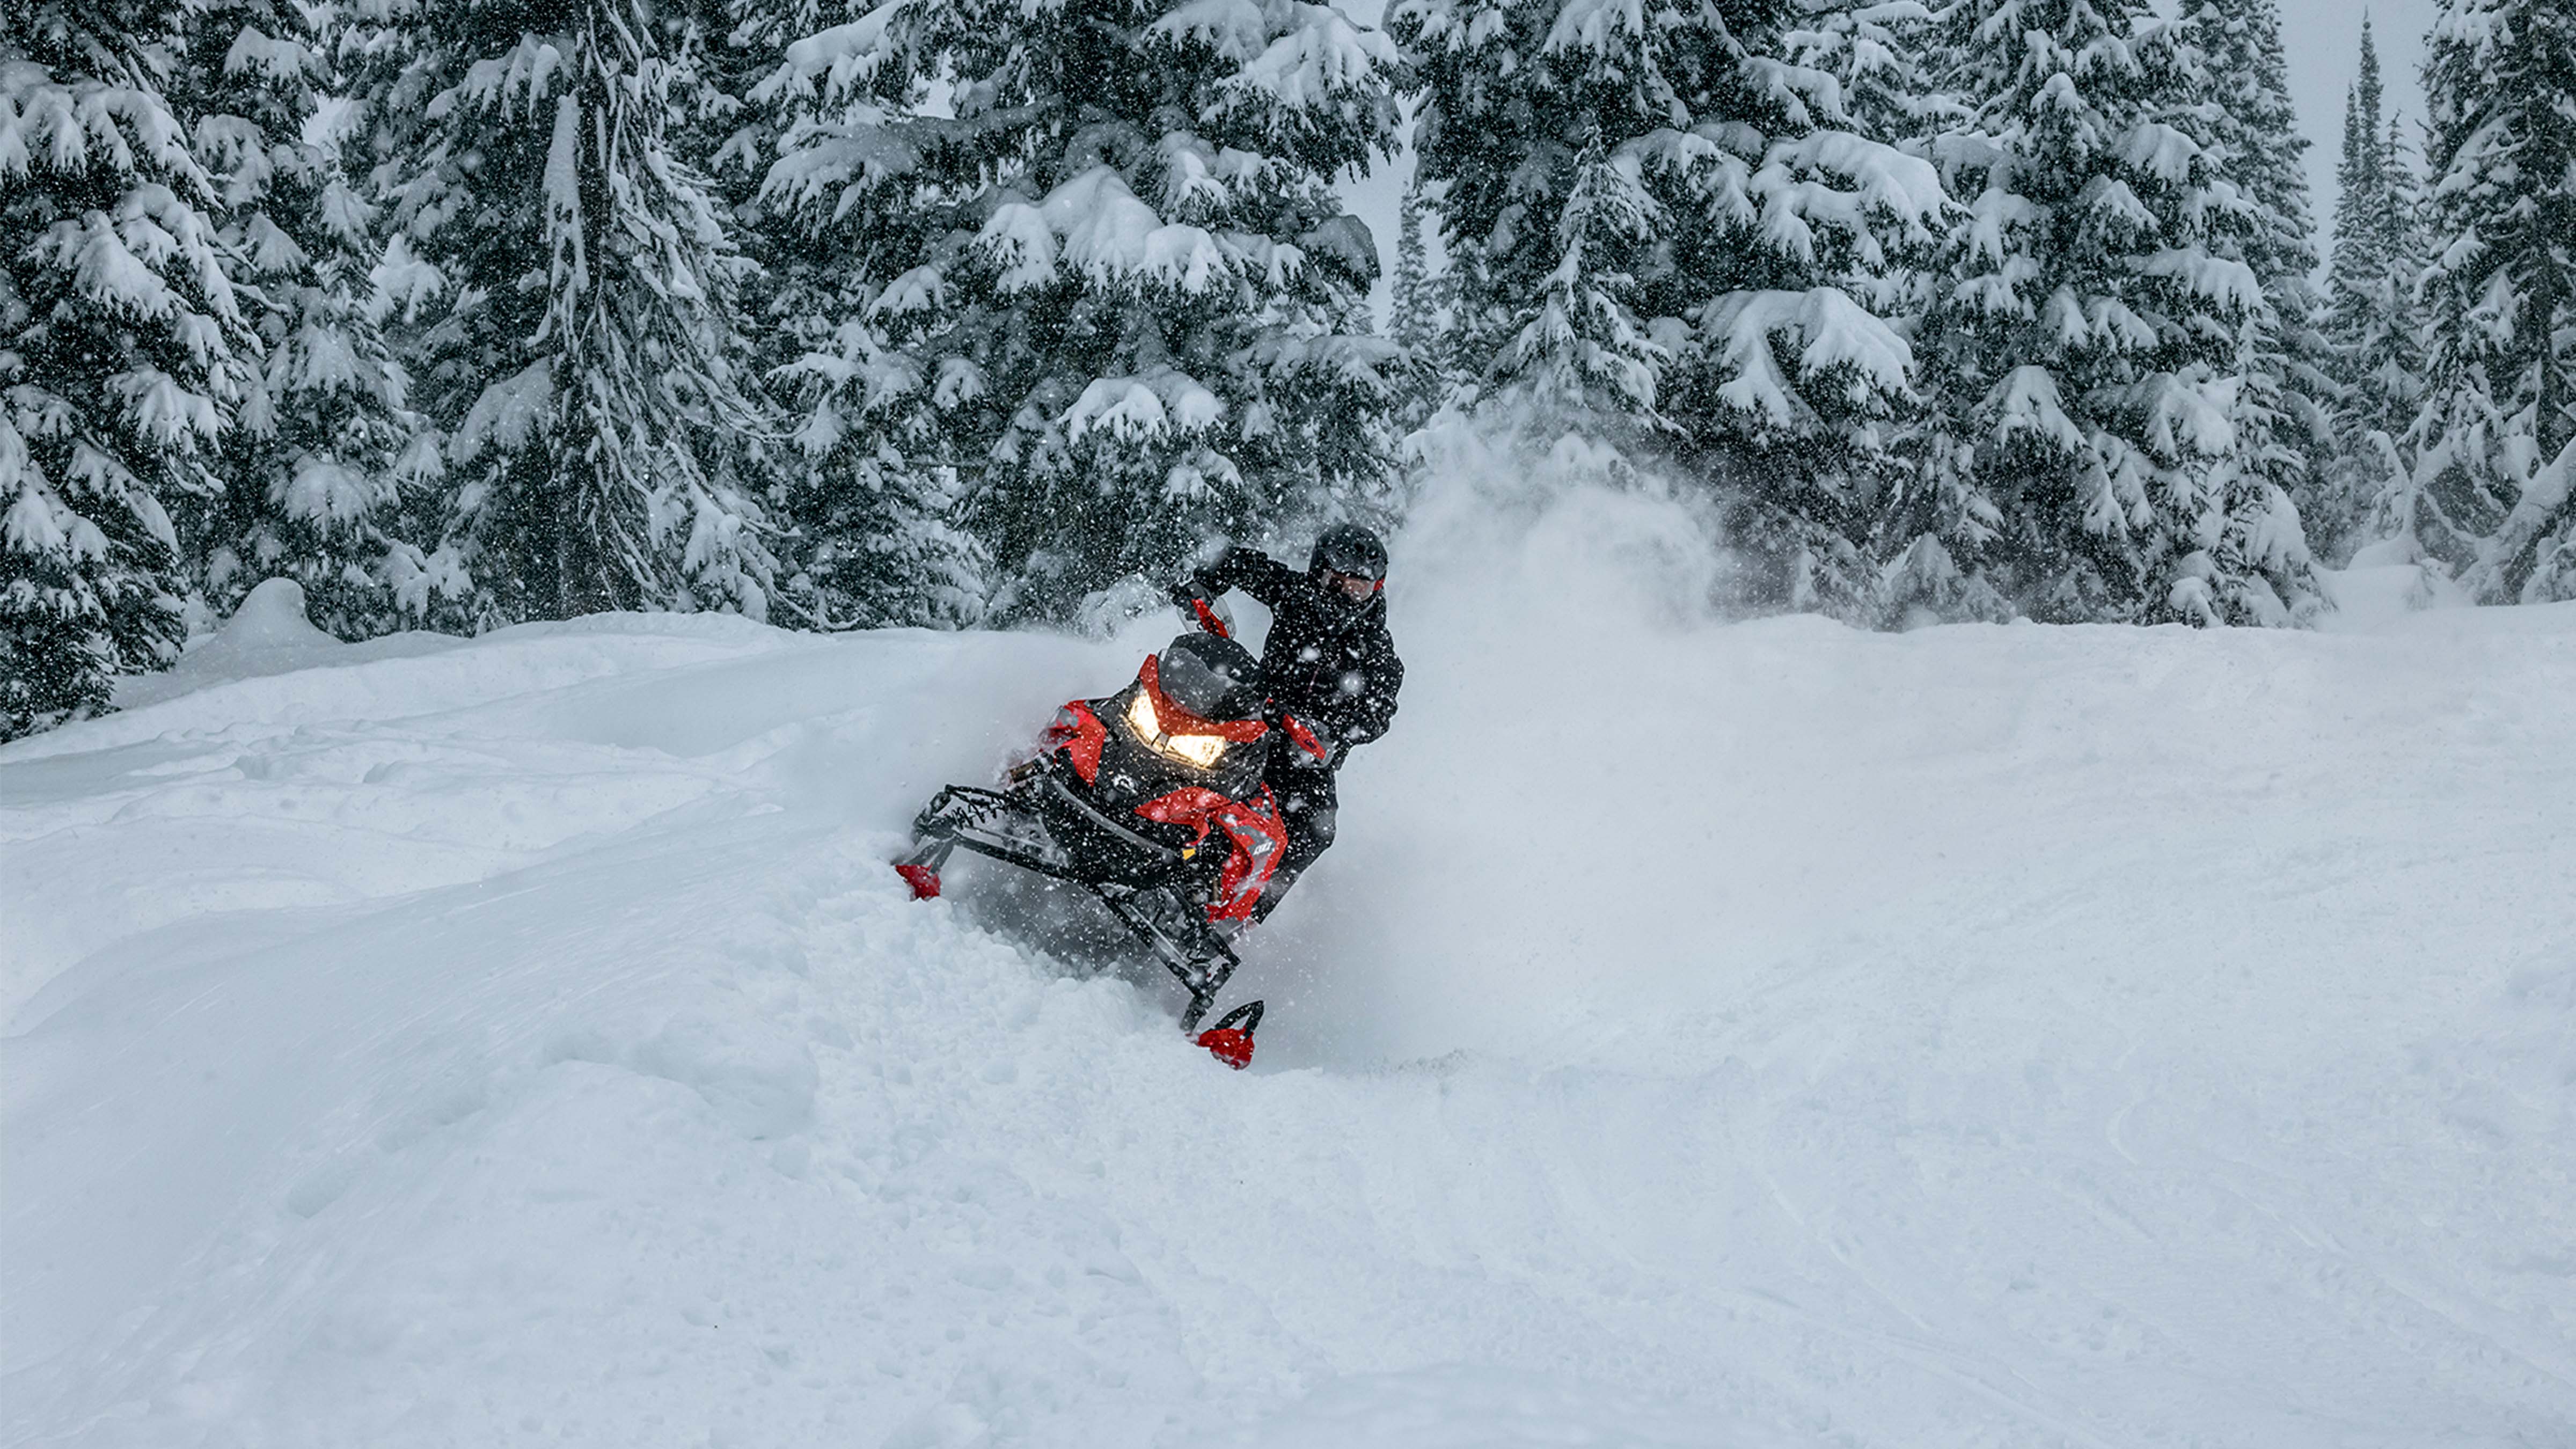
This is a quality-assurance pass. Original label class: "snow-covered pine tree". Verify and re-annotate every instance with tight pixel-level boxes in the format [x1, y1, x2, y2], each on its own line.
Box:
[2177, 0, 2339, 563]
[348, 0, 780, 627]
[1419, 178, 1496, 398]
[1786, 2, 1955, 163]
[2321, 19, 2426, 559]
[755, 0, 1406, 621]
[709, 0, 985, 630]
[2326, 24, 2390, 317]
[1906, 0, 2318, 625]
[175, 0, 427, 639]
[1392, 174, 1432, 358]
[1780, 2, 1981, 617]
[2, 0, 255, 738]
[1388, 169, 1439, 424]
[1395, 0, 1947, 616]
[2395, 0, 2574, 603]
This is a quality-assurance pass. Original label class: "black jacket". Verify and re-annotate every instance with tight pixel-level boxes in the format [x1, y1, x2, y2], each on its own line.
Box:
[1194, 546, 1402, 763]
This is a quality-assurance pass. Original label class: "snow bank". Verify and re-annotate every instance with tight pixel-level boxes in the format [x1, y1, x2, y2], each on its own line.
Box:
[4, 515, 2572, 1446]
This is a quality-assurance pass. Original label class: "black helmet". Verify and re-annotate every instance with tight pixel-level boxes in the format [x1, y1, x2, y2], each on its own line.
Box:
[1309, 523, 1388, 582]
[1156, 632, 1265, 721]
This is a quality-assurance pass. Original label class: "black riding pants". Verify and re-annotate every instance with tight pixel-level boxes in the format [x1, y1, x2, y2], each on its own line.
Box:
[1255, 756, 1337, 920]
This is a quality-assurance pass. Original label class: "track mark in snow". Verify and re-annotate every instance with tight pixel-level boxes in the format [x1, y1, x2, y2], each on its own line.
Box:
[6, 580, 2574, 1447]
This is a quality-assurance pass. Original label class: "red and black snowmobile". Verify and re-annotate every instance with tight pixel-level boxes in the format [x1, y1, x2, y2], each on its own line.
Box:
[893, 618, 1320, 1069]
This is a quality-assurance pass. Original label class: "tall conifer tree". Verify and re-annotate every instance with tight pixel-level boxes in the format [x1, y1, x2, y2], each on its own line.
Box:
[1428, 204, 1484, 396]
[2399, 0, 2575, 602]
[2322, 19, 2426, 558]
[3, 0, 254, 736]
[1388, 172, 1440, 427]
[755, 0, 1406, 621]
[2178, 0, 2338, 561]
[2326, 19, 2394, 332]
[1395, 0, 1946, 614]
[715, 0, 986, 630]
[1906, 0, 2318, 625]
[178, 0, 427, 638]
[1391, 175, 1432, 359]
[348, 0, 781, 630]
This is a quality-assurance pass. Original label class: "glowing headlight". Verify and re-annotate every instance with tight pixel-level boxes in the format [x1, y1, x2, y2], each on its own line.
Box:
[1124, 691, 1230, 769]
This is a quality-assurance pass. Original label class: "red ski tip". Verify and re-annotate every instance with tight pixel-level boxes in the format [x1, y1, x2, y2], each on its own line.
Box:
[894, 863, 941, 900]
[1196, 1026, 1255, 1070]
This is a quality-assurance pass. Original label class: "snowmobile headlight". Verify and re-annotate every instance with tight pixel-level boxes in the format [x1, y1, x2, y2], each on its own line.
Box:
[1124, 691, 1230, 769]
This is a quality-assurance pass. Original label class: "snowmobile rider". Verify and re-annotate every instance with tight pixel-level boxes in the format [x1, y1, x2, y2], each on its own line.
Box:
[1170, 524, 1402, 921]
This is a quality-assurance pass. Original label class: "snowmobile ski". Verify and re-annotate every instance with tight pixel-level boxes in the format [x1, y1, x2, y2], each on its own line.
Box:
[1193, 999, 1263, 1070]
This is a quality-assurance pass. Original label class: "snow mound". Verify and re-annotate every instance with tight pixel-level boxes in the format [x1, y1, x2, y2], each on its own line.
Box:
[6, 482, 2574, 1446]
[112, 577, 464, 715]
[2317, 537, 2477, 630]
[128, 578, 343, 699]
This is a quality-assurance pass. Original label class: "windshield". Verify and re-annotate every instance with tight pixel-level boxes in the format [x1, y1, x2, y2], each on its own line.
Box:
[1157, 641, 1260, 721]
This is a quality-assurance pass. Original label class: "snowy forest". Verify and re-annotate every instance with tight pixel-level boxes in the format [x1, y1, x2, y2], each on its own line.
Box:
[5, 0, 2572, 740]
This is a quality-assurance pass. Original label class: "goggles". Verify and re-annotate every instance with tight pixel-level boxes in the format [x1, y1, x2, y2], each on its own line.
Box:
[1320, 567, 1382, 601]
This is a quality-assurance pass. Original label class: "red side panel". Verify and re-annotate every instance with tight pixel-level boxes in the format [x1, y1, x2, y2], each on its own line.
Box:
[1134, 785, 1228, 834]
[1137, 785, 1287, 924]
[1043, 702, 1109, 785]
[1205, 787, 1288, 922]
[894, 863, 941, 899]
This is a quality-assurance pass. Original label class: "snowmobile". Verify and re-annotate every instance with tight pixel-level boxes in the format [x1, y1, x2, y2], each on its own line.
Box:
[893, 614, 1324, 1069]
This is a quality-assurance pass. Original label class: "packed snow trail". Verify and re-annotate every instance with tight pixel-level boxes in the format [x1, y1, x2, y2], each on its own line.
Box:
[4, 491, 2573, 1447]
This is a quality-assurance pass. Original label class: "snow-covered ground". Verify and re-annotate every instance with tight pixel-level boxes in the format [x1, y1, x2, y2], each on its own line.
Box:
[5, 485, 2572, 1447]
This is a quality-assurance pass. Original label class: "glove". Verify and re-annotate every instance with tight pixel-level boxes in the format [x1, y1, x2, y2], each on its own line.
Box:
[1169, 577, 1233, 639]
